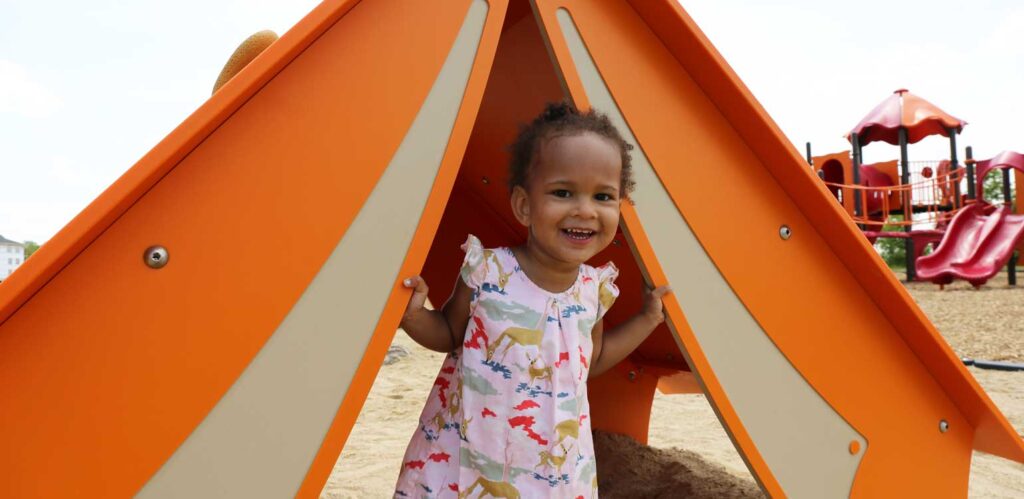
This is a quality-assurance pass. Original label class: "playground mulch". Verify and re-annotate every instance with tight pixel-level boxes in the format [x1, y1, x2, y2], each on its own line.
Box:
[905, 279, 1024, 363]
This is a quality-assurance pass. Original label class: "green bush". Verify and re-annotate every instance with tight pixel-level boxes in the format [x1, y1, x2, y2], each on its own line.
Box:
[875, 215, 906, 268]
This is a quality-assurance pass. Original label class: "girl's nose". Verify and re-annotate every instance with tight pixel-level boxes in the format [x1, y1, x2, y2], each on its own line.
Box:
[573, 199, 598, 218]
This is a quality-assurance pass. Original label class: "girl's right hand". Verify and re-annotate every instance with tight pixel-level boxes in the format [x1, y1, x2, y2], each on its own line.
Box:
[401, 276, 430, 324]
[398, 274, 471, 353]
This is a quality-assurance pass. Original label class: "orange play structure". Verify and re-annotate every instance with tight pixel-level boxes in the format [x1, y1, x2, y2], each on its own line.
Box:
[1, 0, 1022, 497]
[814, 152, 902, 220]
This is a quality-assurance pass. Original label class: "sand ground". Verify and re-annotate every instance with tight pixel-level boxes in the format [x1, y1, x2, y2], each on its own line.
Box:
[322, 281, 1023, 498]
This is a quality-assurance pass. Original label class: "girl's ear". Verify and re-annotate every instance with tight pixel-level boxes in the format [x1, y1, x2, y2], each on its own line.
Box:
[510, 185, 530, 227]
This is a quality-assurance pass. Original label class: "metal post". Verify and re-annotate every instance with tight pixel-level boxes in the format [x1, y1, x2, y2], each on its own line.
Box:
[1016, 170, 1022, 287]
[947, 127, 960, 208]
[899, 127, 915, 281]
[1002, 167, 1013, 206]
[965, 146, 976, 201]
[1003, 167, 1016, 285]
[806, 142, 813, 168]
[852, 133, 862, 219]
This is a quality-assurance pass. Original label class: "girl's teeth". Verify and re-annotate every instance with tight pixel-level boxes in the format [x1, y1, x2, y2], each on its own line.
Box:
[563, 229, 594, 240]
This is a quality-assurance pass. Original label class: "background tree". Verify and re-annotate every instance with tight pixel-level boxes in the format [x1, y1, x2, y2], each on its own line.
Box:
[24, 241, 40, 259]
[981, 170, 1017, 206]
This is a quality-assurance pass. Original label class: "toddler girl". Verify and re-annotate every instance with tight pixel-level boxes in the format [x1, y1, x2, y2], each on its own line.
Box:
[394, 102, 669, 498]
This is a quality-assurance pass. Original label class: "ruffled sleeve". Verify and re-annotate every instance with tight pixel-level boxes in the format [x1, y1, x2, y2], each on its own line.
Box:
[595, 261, 619, 321]
[459, 234, 487, 289]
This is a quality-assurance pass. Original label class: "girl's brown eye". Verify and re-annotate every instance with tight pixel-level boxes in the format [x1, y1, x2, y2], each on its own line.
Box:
[552, 189, 571, 198]
[595, 193, 614, 202]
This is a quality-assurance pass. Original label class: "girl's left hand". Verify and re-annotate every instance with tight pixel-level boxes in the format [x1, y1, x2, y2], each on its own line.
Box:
[642, 285, 672, 325]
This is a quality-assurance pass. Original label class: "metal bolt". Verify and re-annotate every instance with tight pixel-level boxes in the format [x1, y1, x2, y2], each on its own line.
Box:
[144, 245, 169, 269]
[482, 176, 490, 184]
[612, 239, 620, 246]
[628, 371, 637, 381]
[939, 419, 949, 433]
[779, 225, 792, 240]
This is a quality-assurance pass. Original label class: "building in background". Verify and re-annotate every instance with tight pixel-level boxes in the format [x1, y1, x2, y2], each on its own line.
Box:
[0, 235, 26, 282]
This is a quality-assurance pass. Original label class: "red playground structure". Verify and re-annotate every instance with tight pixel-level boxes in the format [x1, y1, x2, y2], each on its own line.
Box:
[808, 89, 1023, 287]
[918, 151, 1024, 287]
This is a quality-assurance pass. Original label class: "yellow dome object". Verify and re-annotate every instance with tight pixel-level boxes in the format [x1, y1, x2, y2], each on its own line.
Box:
[212, 30, 279, 94]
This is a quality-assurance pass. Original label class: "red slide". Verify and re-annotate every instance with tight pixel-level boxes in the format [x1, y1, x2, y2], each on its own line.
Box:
[917, 203, 1024, 286]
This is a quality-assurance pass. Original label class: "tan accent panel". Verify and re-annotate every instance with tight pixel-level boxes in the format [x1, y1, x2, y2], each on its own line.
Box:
[137, 2, 489, 496]
[555, 9, 863, 498]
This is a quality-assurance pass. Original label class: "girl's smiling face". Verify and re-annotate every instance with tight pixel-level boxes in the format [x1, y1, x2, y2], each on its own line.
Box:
[511, 132, 623, 270]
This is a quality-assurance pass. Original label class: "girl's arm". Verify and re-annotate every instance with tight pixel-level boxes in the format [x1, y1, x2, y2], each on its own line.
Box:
[589, 285, 671, 378]
[400, 275, 473, 353]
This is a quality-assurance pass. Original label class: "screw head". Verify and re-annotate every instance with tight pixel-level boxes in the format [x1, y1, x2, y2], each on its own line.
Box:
[939, 419, 949, 433]
[627, 371, 637, 381]
[779, 225, 792, 240]
[144, 245, 169, 269]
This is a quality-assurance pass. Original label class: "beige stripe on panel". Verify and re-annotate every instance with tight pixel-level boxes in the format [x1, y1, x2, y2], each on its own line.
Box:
[138, 1, 489, 497]
[555, 8, 863, 498]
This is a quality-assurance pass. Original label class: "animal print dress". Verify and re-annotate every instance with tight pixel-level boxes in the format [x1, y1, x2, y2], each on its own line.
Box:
[394, 235, 619, 498]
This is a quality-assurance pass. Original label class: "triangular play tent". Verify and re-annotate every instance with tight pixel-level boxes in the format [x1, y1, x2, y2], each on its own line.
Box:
[1, 0, 1021, 497]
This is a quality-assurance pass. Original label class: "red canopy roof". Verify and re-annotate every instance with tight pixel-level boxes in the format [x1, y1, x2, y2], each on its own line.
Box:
[848, 89, 966, 146]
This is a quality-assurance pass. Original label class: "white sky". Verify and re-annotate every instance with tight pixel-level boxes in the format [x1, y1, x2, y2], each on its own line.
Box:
[2, 0, 1021, 243]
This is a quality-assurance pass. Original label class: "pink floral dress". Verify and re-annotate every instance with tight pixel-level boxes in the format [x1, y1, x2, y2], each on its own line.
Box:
[394, 235, 619, 498]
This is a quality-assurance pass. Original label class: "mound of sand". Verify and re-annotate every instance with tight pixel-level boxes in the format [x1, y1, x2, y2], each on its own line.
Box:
[593, 431, 762, 498]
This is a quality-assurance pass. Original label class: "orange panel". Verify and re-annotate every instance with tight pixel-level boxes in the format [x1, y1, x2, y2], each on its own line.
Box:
[295, 2, 511, 496]
[587, 361, 659, 444]
[0, 0, 479, 495]
[810, 153, 904, 217]
[531, 2, 782, 494]
[620, 0, 1019, 468]
[812, 151, 854, 217]
[419, 2, 687, 446]
[533, 0, 1023, 496]
[422, 1, 557, 301]
[618, 1, 1022, 464]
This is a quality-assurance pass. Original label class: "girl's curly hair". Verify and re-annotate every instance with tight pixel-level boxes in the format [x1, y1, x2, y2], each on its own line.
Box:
[508, 102, 634, 197]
